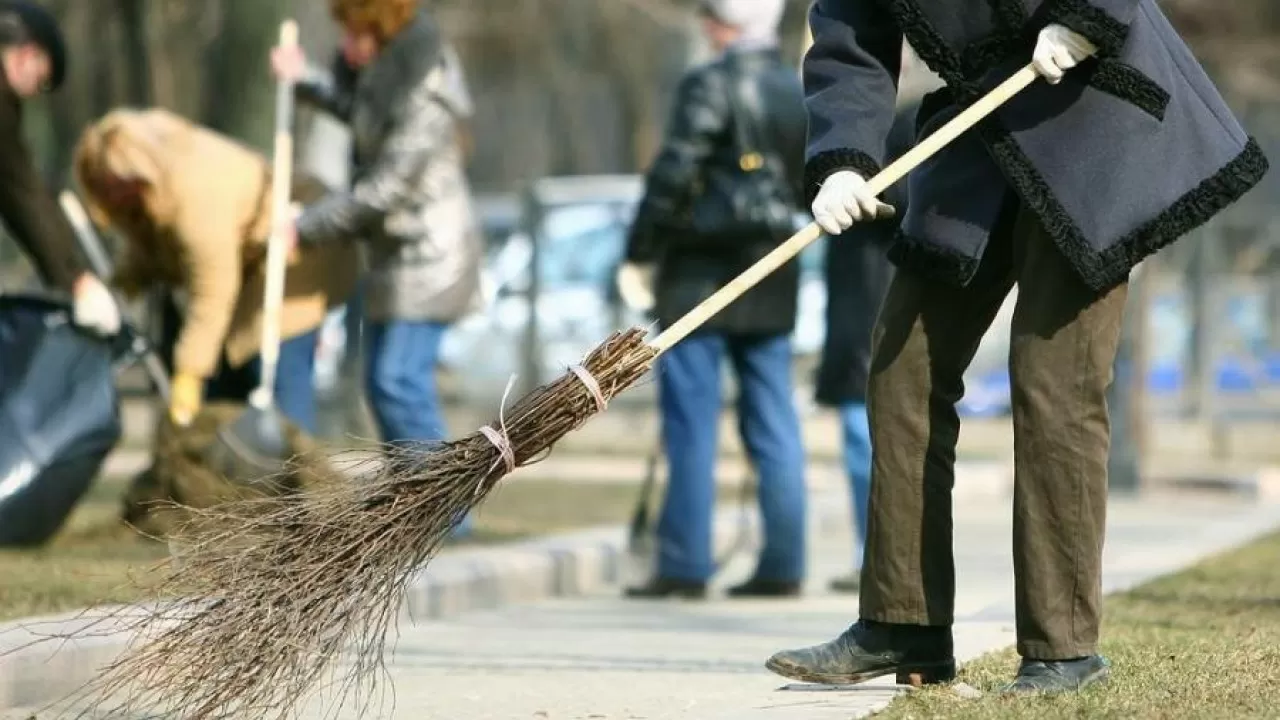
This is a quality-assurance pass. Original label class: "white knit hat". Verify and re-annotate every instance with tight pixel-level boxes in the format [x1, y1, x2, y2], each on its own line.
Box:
[700, 0, 787, 44]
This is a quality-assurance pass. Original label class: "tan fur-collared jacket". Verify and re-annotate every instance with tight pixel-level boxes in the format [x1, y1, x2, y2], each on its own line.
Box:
[73, 108, 359, 379]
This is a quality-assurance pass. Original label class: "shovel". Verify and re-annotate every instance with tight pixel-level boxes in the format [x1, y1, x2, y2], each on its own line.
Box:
[59, 189, 172, 403]
[205, 19, 302, 483]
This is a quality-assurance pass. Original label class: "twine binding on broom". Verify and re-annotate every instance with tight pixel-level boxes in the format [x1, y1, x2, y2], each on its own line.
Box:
[567, 363, 608, 413]
[478, 362, 609, 481]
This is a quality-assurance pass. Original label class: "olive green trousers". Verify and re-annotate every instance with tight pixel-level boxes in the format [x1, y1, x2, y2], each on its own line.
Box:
[859, 195, 1128, 660]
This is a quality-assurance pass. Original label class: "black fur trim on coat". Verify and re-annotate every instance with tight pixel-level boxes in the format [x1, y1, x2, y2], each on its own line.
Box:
[959, 0, 1032, 77]
[982, 127, 1269, 291]
[884, 0, 965, 87]
[837, 1, 1265, 291]
[1041, 0, 1130, 57]
[886, 230, 981, 286]
[804, 149, 883, 207]
[1088, 59, 1170, 120]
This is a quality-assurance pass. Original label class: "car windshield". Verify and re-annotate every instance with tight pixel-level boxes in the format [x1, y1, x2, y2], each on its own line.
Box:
[535, 201, 636, 289]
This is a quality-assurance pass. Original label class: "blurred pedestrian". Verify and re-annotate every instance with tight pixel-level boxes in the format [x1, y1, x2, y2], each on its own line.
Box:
[0, 1, 118, 336]
[270, 0, 484, 535]
[73, 108, 359, 432]
[621, 0, 809, 599]
[817, 99, 916, 595]
[766, 0, 1268, 696]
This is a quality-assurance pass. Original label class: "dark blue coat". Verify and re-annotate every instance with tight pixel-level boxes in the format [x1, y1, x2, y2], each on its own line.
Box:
[803, 0, 1269, 291]
[815, 100, 917, 406]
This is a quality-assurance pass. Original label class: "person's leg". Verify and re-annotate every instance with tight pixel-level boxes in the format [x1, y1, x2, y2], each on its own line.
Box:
[364, 320, 449, 445]
[1003, 205, 1127, 693]
[766, 200, 1020, 686]
[363, 320, 463, 534]
[724, 332, 807, 596]
[204, 353, 256, 406]
[273, 328, 320, 435]
[830, 401, 871, 593]
[626, 332, 723, 598]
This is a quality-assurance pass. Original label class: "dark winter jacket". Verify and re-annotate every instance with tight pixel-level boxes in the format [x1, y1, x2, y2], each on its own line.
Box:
[815, 101, 918, 406]
[626, 45, 808, 336]
[0, 70, 85, 291]
[804, 0, 1269, 292]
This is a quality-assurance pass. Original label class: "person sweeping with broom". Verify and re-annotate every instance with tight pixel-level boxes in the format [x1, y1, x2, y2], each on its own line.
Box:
[764, 0, 1268, 695]
[270, 0, 484, 535]
[64, 0, 1266, 714]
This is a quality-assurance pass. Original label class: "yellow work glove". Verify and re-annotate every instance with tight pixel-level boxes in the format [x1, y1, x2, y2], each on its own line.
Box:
[169, 372, 204, 427]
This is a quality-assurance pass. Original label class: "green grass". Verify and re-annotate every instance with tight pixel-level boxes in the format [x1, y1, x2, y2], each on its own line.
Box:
[877, 531, 1280, 719]
[0, 472, 694, 623]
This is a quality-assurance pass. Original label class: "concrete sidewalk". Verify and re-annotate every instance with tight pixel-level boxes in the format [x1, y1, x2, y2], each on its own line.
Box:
[277, 494, 1280, 720]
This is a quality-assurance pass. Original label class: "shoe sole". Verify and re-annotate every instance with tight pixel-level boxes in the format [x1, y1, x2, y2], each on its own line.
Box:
[765, 657, 958, 688]
[623, 590, 707, 600]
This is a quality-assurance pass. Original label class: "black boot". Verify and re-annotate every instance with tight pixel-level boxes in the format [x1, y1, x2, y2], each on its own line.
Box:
[727, 577, 802, 598]
[1000, 656, 1111, 695]
[624, 577, 707, 599]
[765, 620, 956, 687]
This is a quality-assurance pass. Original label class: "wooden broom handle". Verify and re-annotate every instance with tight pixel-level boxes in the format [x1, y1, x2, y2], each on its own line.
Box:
[252, 19, 299, 409]
[649, 63, 1041, 354]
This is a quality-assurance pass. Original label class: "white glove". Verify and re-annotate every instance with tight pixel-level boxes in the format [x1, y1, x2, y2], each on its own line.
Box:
[1033, 24, 1097, 85]
[615, 262, 655, 312]
[71, 272, 122, 337]
[811, 170, 896, 236]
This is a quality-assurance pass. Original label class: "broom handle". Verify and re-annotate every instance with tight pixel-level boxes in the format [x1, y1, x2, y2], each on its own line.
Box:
[648, 63, 1041, 355]
[252, 19, 299, 409]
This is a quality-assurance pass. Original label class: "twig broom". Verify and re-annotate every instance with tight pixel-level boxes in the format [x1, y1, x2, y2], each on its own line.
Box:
[65, 65, 1042, 719]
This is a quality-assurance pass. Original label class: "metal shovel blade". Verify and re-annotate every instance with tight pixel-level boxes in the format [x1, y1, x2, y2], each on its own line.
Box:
[205, 402, 292, 485]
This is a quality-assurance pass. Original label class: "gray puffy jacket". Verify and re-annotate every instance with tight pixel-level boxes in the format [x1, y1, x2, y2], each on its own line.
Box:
[295, 12, 483, 324]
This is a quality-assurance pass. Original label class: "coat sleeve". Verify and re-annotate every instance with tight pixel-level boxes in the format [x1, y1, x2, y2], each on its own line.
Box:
[294, 72, 450, 246]
[1042, 0, 1138, 57]
[801, 0, 904, 207]
[0, 99, 87, 291]
[171, 202, 245, 380]
[295, 54, 357, 121]
[625, 68, 729, 264]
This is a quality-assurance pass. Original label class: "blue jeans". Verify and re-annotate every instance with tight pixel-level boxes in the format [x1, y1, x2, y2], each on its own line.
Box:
[839, 402, 872, 570]
[206, 329, 320, 435]
[364, 320, 471, 534]
[655, 332, 807, 583]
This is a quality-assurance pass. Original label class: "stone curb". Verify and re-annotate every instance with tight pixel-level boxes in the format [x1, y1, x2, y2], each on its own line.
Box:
[1154, 465, 1280, 503]
[0, 461, 1013, 711]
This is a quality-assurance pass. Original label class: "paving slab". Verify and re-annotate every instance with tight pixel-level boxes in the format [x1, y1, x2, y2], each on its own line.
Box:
[282, 494, 1280, 720]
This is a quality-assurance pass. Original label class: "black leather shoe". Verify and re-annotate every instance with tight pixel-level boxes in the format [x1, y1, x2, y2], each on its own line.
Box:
[1000, 655, 1111, 695]
[624, 577, 707, 599]
[766, 620, 956, 687]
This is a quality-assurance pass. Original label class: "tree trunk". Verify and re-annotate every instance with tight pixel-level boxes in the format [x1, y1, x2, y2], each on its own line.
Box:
[117, 0, 153, 105]
[202, 0, 284, 153]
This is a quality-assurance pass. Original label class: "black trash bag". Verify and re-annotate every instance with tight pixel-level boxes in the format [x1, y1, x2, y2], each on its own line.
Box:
[0, 293, 122, 547]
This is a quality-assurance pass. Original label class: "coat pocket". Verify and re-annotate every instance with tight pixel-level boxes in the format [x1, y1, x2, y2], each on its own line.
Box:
[1085, 59, 1171, 122]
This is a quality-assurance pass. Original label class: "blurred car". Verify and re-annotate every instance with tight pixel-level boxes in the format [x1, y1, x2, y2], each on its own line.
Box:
[439, 174, 830, 405]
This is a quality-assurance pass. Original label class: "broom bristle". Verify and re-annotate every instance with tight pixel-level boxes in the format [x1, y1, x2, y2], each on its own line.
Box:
[62, 327, 657, 719]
